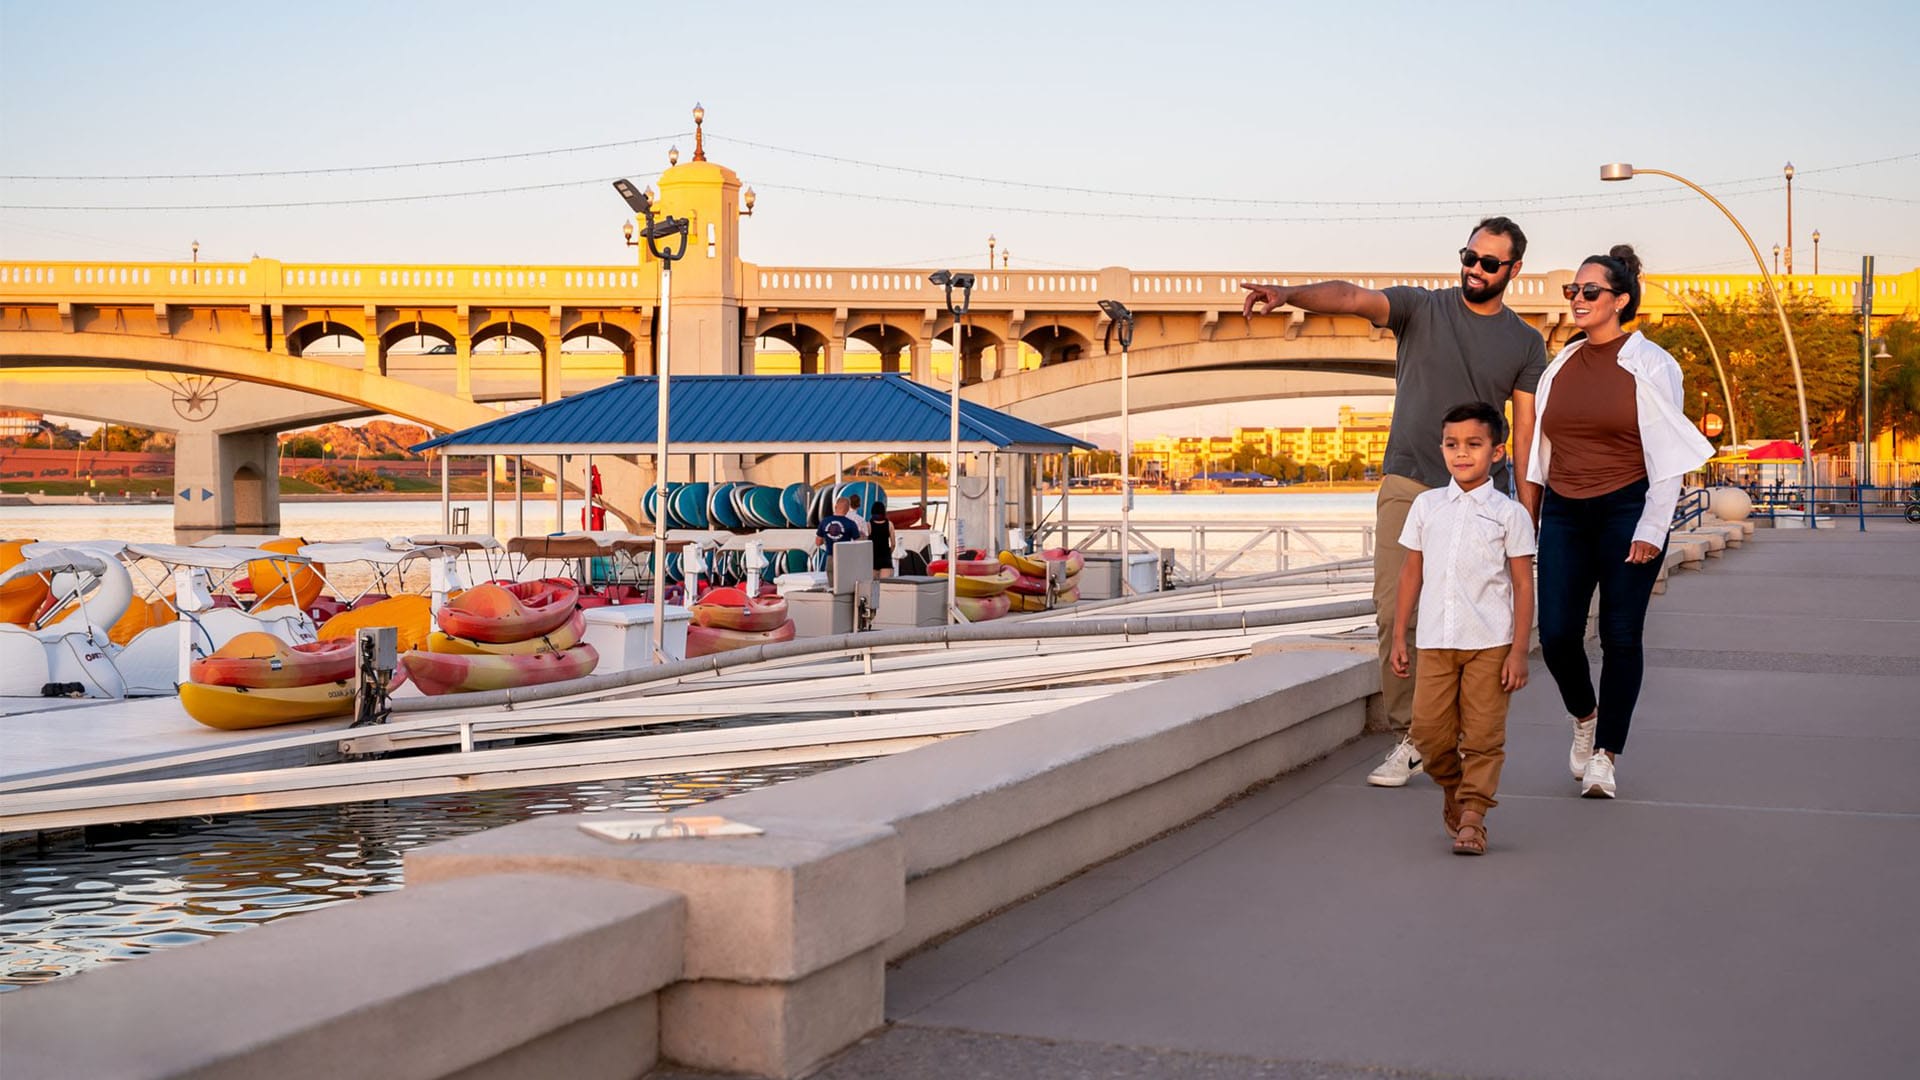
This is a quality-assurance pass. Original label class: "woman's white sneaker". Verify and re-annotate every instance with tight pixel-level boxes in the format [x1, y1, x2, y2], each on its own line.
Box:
[1367, 737, 1423, 787]
[1569, 714, 1598, 779]
[1580, 753, 1617, 799]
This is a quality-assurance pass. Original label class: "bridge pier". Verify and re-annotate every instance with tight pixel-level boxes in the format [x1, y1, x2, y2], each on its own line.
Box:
[172, 429, 281, 542]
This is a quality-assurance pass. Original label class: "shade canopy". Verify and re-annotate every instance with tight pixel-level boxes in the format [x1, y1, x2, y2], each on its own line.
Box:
[1741, 440, 1808, 462]
[412, 374, 1095, 457]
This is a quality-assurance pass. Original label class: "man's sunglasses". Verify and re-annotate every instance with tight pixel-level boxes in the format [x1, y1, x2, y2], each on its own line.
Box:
[1459, 248, 1518, 274]
[1561, 283, 1623, 301]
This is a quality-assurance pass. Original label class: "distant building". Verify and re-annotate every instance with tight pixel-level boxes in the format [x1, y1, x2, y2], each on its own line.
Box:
[1133, 406, 1395, 479]
[0, 410, 46, 440]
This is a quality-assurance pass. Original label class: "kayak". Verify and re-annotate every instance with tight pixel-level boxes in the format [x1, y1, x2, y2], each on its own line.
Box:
[1000, 548, 1086, 578]
[249, 537, 326, 613]
[317, 593, 435, 653]
[927, 557, 1002, 577]
[781, 482, 811, 528]
[436, 579, 578, 643]
[180, 679, 356, 730]
[709, 482, 746, 531]
[937, 566, 1018, 598]
[741, 484, 787, 528]
[692, 587, 790, 632]
[1008, 569, 1083, 596]
[955, 593, 1012, 622]
[671, 482, 711, 529]
[686, 618, 796, 657]
[427, 609, 586, 655]
[401, 642, 600, 696]
[190, 631, 358, 688]
[1010, 586, 1080, 613]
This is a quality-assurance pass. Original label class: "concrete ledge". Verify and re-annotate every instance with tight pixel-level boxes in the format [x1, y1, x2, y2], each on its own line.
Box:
[660, 945, 886, 1078]
[0, 873, 683, 1080]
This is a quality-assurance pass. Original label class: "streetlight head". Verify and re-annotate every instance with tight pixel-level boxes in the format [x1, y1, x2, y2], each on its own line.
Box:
[1773, 244, 1781, 257]
[623, 220, 635, 242]
[668, 145, 680, 166]
[1599, 163, 1635, 182]
[191, 239, 199, 253]
[742, 186, 756, 211]
[1784, 161, 1795, 180]
[949, 272, 976, 290]
[692, 102, 705, 126]
[1874, 339, 1893, 361]
[1812, 229, 1821, 243]
[612, 179, 650, 214]
[929, 270, 952, 287]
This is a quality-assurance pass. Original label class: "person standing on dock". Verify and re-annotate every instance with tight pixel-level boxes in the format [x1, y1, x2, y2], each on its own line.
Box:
[1388, 402, 1536, 854]
[1244, 218, 1548, 788]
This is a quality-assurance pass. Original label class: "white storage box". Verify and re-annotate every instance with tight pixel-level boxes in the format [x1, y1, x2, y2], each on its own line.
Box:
[788, 589, 855, 637]
[1080, 553, 1161, 600]
[864, 575, 947, 629]
[581, 603, 691, 672]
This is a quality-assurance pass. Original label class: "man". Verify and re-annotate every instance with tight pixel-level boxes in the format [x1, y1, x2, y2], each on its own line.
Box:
[1243, 217, 1547, 787]
[815, 497, 862, 556]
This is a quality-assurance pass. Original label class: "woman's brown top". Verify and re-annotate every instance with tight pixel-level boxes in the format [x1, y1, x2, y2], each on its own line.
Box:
[1542, 333, 1648, 498]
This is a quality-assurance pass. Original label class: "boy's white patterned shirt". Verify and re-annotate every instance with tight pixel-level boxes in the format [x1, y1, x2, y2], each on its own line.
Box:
[1398, 479, 1537, 650]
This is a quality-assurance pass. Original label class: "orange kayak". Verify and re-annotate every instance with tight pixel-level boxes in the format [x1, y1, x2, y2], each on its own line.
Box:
[180, 680, 356, 730]
[190, 632, 358, 689]
[435, 579, 578, 643]
[686, 619, 796, 658]
[955, 593, 1012, 621]
[401, 642, 599, 696]
[428, 610, 586, 655]
[692, 587, 790, 633]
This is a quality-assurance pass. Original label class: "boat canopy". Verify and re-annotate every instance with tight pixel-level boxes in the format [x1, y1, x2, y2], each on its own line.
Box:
[410, 373, 1096, 457]
[0, 551, 110, 587]
[296, 540, 462, 566]
[22, 539, 128, 561]
[124, 543, 307, 570]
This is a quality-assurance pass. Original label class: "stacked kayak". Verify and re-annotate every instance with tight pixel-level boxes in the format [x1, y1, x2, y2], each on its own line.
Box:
[180, 631, 362, 730]
[1000, 548, 1086, 612]
[686, 586, 795, 657]
[930, 556, 1017, 622]
[402, 580, 598, 695]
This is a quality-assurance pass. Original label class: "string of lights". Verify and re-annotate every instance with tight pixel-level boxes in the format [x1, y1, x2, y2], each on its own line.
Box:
[0, 134, 688, 182]
[1798, 188, 1920, 205]
[0, 172, 661, 212]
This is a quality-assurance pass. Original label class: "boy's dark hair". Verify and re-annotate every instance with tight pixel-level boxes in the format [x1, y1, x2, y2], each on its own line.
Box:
[846, 493, 862, 510]
[1442, 401, 1507, 444]
[1471, 216, 1528, 261]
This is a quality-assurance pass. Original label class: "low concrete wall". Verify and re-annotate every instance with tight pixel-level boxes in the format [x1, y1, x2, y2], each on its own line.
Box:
[0, 645, 1379, 1080]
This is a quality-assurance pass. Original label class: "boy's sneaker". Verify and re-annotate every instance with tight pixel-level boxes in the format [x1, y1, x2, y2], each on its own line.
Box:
[1580, 753, 1617, 799]
[1367, 737, 1423, 787]
[1569, 714, 1598, 779]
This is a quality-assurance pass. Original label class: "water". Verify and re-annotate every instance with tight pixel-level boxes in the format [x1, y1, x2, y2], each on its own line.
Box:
[0, 761, 842, 992]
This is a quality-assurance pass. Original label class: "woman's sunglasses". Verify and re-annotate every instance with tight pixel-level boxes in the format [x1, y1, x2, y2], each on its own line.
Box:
[1561, 283, 1623, 301]
[1459, 248, 1518, 274]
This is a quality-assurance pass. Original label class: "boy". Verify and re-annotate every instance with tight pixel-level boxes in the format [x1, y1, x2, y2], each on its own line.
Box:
[1388, 402, 1536, 855]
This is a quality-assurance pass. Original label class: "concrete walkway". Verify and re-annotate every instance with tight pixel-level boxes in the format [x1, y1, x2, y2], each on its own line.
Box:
[803, 526, 1920, 1079]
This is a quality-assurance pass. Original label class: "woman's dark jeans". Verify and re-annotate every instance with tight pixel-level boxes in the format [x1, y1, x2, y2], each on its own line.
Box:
[1537, 479, 1666, 755]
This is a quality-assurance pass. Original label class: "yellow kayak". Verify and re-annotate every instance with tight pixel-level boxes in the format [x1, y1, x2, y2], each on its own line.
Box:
[1010, 586, 1080, 612]
[999, 548, 1086, 578]
[937, 566, 1019, 597]
[180, 679, 356, 730]
[427, 610, 585, 655]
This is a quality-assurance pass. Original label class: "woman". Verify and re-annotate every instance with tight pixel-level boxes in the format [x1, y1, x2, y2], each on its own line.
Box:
[1527, 245, 1714, 798]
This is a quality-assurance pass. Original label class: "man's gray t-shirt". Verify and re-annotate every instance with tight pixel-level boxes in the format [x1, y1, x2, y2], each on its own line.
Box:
[1379, 286, 1547, 491]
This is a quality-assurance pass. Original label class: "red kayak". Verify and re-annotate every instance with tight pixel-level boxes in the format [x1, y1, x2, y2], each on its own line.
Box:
[190, 632, 358, 689]
[927, 558, 1004, 577]
[436, 579, 579, 643]
[401, 642, 600, 696]
[692, 587, 790, 633]
[686, 619, 797, 658]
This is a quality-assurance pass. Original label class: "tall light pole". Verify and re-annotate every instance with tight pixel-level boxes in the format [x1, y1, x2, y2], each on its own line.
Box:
[1861, 255, 1879, 486]
[191, 239, 199, 285]
[614, 158, 690, 659]
[1812, 230, 1821, 275]
[1644, 277, 1740, 444]
[1099, 300, 1137, 594]
[1783, 162, 1795, 275]
[1602, 163, 1814, 521]
[1772, 244, 1781, 276]
[987, 234, 996, 268]
[930, 269, 975, 622]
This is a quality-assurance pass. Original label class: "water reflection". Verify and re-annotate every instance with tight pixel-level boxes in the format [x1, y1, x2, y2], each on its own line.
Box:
[1, 762, 841, 991]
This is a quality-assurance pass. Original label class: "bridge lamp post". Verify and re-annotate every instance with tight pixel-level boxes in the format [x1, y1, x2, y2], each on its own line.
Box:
[930, 270, 975, 622]
[614, 176, 691, 657]
[1099, 300, 1137, 594]
[1601, 163, 1814, 522]
[1643, 277, 1740, 444]
[191, 240, 199, 285]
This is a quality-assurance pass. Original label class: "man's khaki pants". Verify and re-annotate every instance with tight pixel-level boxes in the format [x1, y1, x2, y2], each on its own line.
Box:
[1374, 474, 1430, 737]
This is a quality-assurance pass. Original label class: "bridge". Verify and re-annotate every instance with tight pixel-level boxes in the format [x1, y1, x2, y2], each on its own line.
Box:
[3, 145, 1914, 536]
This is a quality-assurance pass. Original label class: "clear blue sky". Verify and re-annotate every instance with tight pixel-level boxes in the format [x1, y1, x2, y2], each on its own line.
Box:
[3, 0, 1915, 436]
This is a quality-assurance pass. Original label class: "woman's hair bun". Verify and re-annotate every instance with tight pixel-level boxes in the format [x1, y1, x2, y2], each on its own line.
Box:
[1608, 244, 1642, 277]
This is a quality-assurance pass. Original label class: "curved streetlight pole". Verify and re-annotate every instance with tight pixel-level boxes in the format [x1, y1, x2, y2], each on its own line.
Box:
[1643, 277, 1740, 445]
[930, 270, 975, 622]
[1601, 164, 1814, 521]
[1099, 300, 1137, 594]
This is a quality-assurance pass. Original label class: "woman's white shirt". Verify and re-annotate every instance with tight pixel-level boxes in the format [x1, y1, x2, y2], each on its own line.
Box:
[1525, 331, 1716, 548]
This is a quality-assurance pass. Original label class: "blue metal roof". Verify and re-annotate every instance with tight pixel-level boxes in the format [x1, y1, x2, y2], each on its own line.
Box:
[412, 374, 1095, 454]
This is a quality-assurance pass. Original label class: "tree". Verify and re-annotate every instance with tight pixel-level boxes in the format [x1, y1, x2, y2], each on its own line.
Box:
[283, 435, 325, 459]
[1871, 317, 1920, 459]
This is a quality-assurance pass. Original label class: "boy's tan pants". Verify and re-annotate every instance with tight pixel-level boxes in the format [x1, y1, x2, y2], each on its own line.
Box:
[1410, 646, 1513, 813]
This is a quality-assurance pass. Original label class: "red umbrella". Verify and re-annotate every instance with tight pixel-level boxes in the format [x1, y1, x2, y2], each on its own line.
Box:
[1744, 440, 1806, 462]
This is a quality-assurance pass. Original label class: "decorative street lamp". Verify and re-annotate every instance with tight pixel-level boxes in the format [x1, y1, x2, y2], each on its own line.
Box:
[1099, 299, 1137, 594]
[1812, 229, 1821, 275]
[1772, 244, 1781, 276]
[988, 234, 996, 268]
[1602, 162, 1814, 521]
[929, 269, 975, 622]
[191, 239, 199, 284]
[1783, 162, 1795, 275]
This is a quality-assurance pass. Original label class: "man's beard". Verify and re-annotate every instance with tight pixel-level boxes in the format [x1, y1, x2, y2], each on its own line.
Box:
[1460, 270, 1507, 304]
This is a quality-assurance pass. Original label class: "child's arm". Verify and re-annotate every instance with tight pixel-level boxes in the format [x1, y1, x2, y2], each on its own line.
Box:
[1389, 550, 1422, 678]
[1502, 554, 1533, 691]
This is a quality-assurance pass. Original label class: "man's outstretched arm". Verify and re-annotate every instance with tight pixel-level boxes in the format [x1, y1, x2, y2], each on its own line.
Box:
[1242, 280, 1392, 327]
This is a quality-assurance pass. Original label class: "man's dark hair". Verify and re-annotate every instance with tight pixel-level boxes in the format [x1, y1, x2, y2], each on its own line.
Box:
[1471, 216, 1528, 261]
[846, 493, 862, 510]
[1442, 401, 1507, 444]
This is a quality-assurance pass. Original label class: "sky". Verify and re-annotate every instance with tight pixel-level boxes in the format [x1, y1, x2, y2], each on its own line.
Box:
[3, 0, 1916, 441]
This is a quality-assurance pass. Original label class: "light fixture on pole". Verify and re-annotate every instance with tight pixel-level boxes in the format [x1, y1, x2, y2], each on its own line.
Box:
[1099, 299, 1137, 594]
[1643, 277, 1740, 444]
[1772, 244, 1781, 276]
[191, 239, 199, 284]
[1601, 163, 1814, 522]
[1812, 230, 1821, 275]
[987, 234, 996, 268]
[929, 269, 975, 623]
[1783, 161, 1795, 275]
[613, 176, 691, 658]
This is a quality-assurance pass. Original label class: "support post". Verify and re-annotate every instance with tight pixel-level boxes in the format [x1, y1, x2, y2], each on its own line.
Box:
[514, 455, 525, 539]
[486, 456, 497, 540]
[440, 454, 451, 534]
